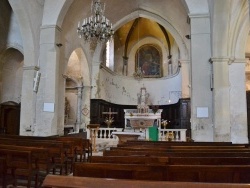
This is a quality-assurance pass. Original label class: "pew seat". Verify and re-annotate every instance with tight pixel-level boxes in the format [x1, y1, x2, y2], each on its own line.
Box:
[42, 175, 250, 188]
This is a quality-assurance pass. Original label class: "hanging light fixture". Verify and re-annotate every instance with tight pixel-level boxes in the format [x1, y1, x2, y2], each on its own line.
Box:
[77, 0, 114, 43]
[133, 18, 144, 80]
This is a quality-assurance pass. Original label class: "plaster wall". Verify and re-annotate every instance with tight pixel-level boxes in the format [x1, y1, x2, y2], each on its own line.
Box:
[97, 68, 182, 106]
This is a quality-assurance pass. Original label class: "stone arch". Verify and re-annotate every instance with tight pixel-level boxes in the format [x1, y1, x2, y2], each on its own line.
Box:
[0, 48, 24, 103]
[229, 1, 249, 58]
[8, 0, 41, 66]
[42, 0, 74, 28]
[182, 0, 209, 15]
[114, 10, 189, 60]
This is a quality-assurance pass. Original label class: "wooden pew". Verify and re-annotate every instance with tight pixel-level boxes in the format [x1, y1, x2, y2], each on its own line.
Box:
[103, 149, 250, 157]
[122, 140, 234, 146]
[42, 175, 250, 188]
[73, 162, 167, 181]
[166, 165, 250, 183]
[0, 157, 7, 188]
[90, 156, 169, 165]
[0, 144, 50, 179]
[115, 145, 247, 150]
[91, 156, 250, 166]
[0, 135, 91, 169]
[73, 163, 250, 183]
[0, 138, 67, 175]
[0, 148, 40, 188]
[168, 157, 250, 165]
[109, 146, 250, 153]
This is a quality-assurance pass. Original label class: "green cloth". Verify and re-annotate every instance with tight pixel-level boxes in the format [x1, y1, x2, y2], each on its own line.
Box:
[148, 126, 158, 141]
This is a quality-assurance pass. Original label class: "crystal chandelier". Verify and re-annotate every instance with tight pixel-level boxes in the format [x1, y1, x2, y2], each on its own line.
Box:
[77, 0, 114, 42]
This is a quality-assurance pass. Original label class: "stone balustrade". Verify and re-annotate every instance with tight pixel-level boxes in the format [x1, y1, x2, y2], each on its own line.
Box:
[87, 127, 187, 150]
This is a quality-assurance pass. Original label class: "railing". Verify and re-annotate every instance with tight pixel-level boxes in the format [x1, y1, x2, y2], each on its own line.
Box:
[159, 128, 187, 141]
[87, 127, 187, 150]
[87, 128, 123, 149]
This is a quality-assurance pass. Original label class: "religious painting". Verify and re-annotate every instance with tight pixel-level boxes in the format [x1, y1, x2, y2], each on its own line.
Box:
[135, 44, 162, 78]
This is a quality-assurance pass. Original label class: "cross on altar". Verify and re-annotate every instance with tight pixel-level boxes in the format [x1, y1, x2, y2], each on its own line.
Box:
[102, 108, 118, 119]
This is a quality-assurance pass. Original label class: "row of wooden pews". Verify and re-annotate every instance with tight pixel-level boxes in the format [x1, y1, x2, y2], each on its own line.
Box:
[42, 175, 250, 188]
[64, 140, 250, 187]
[0, 134, 91, 188]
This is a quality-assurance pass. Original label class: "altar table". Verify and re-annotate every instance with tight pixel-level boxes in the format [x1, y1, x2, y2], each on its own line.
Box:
[112, 132, 144, 144]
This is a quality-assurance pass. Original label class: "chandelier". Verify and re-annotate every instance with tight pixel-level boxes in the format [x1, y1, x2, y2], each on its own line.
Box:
[77, 0, 114, 42]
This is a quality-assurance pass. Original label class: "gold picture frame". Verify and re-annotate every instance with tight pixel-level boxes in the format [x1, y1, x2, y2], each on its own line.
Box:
[135, 44, 162, 78]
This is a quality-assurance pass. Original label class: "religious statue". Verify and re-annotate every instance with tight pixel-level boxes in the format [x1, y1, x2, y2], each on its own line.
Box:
[137, 86, 149, 114]
[64, 97, 70, 124]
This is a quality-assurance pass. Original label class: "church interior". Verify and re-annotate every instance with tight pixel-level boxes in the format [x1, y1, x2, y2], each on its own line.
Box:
[1, 0, 250, 187]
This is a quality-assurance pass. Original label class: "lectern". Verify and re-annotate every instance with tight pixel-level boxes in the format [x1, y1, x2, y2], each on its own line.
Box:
[87, 124, 100, 152]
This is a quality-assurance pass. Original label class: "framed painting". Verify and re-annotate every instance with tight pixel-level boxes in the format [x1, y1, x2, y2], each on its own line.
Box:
[135, 44, 162, 78]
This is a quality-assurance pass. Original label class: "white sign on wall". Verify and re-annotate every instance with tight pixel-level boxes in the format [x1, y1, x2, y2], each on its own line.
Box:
[43, 103, 55, 112]
[196, 107, 208, 118]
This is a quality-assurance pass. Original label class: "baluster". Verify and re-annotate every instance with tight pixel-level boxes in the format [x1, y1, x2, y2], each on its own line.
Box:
[99, 129, 103, 139]
[108, 129, 111, 139]
[176, 130, 180, 140]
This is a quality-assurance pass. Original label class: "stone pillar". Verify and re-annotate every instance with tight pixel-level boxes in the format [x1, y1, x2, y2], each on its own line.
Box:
[34, 25, 63, 136]
[189, 13, 213, 141]
[229, 59, 248, 143]
[211, 57, 231, 142]
[19, 66, 39, 135]
[75, 86, 83, 132]
[179, 59, 190, 99]
[211, 58, 248, 143]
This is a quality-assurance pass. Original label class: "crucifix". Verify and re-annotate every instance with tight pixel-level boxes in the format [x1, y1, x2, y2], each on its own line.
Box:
[102, 108, 118, 127]
[102, 108, 118, 119]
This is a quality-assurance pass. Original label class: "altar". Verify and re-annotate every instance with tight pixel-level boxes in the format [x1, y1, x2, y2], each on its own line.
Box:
[112, 131, 144, 144]
[124, 86, 162, 129]
[124, 109, 162, 128]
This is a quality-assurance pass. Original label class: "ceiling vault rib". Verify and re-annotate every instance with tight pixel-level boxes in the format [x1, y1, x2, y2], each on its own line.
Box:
[158, 23, 172, 58]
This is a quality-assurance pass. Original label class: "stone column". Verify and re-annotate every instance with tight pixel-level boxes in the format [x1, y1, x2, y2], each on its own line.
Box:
[19, 66, 39, 135]
[34, 25, 63, 136]
[211, 57, 231, 142]
[75, 86, 83, 132]
[229, 59, 248, 143]
[179, 59, 190, 99]
[189, 13, 213, 141]
[211, 58, 248, 143]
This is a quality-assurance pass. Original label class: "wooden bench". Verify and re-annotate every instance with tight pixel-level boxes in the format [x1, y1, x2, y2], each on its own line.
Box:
[0, 148, 40, 188]
[166, 165, 250, 183]
[103, 150, 250, 157]
[0, 144, 50, 177]
[42, 175, 250, 188]
[0, 135, 91, 172]
[90, 156, 169, 165]
[73, 162, 167, 181]
[168, 157, 250, 165]
[0, 138, 67, 175]
[122, 140, 234, 146]
[91, 155, 250, 166]
[73, 163, 250, 183]
[116, 145, 247, 150]
[0, 157, 7, 188]
[110, 146, 250, 153]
